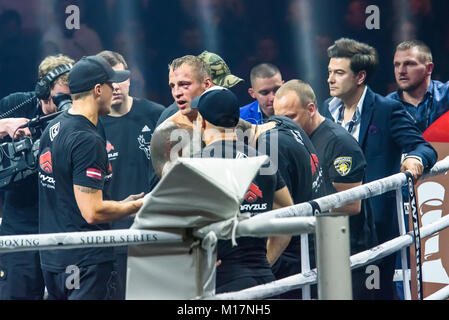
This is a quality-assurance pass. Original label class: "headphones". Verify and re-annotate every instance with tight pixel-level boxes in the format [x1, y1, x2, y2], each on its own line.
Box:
[35, 63, 73, 100]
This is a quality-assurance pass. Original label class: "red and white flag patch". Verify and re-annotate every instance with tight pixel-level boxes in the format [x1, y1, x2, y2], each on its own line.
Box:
[86, 168, 102, 180]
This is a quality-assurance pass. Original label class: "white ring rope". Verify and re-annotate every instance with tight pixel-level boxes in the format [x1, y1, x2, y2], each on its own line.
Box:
[425, 285, 449, 300]
[2, 157, 448, 253]
[0, 229, 183, 253]
[208, 213, 449, 300]
[1, 157, 449, 299]
[247, 156, 449, 223]
[0, 217, 316, 253]
[194, 216, 316, 240]
[203, 269, 319, 300]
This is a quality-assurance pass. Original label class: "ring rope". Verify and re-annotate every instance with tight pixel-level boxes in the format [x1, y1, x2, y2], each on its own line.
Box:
[0, 229, 183, 253]
[208, 213, 449, 300]
[1, 157, 449, 300]
[425, 284, 449, 300]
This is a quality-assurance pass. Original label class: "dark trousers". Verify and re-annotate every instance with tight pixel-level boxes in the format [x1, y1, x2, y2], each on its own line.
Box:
[374, 220, 400, 300]
[42, 262, 117, 300]
[375, 254, 398, 300]
[352, 266, 378, 300]
[0, 251, 45, 300]
[272, 254, 317, 299]
[112, 252, 128, 300]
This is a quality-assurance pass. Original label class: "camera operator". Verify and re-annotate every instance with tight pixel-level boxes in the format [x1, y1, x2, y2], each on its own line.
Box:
[0, 54, 74, 300]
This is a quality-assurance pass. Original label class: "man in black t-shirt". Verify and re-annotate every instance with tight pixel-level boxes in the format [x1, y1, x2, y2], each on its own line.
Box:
[255, 115, 325, 299]
[38, 56, 143, 300]
[0, 54, 74, 300]
[97, 50, 164, 299]
[273, 80, 377, 300]
[193, 86, 294, 294]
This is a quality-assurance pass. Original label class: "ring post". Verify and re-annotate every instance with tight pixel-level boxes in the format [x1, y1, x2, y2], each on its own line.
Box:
[316, 212, 352, 300]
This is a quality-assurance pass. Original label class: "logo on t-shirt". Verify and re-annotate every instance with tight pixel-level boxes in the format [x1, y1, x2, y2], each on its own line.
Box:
[106, 141, 114, 153]
[241, 183, 268, 212]
[86, 168, 102, 180]
[310, 153, 319, 175]
[49, 122, 60, 141]
[39, 148, 53, 174]
[137, 125, 152, 160]
[334, 156, 352, 176]
[290, 129, 304, 146]
[106, 140, 118, 161]
[39, 148, 55, 189]
[244, 183, 263, 203]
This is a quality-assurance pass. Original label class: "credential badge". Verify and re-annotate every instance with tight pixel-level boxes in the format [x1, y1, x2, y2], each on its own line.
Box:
[334, 156, 352, 176]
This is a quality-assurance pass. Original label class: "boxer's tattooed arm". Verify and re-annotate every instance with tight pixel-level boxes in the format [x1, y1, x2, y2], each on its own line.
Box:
[76, 186, 99, 194]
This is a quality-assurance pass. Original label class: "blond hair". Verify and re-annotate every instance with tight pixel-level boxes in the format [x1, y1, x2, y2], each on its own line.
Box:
[38, 54, 75, 88]
[168, 55, 211, 83]
[396, 40, 433, 63]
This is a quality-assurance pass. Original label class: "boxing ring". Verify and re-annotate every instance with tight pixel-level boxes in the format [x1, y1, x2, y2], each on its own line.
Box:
[1, 156, 449, 300]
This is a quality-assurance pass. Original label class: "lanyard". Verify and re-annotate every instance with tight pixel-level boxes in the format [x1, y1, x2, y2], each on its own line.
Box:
[336, 105, 358, 134]
[402, 92, 434, 132]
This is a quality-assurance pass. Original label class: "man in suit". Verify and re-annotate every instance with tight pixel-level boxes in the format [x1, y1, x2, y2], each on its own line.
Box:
[321, 38, 437, 299]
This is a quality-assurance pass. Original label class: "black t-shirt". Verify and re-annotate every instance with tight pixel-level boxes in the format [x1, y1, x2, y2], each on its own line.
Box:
[100, 98, 163, 256]
[198, 140, 285, 282]
[100, 98, 164, 228]
[309, 118, 365, 195]
[257, 115, 325, 262]
[0, 92, 42, 235]
[38, 111, 113, 272]
[310, 118, 376, 253]
[260, 115, 325, 203]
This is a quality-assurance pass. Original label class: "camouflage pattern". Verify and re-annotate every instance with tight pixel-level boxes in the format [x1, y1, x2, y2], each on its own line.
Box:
[198, 51, 243, 88]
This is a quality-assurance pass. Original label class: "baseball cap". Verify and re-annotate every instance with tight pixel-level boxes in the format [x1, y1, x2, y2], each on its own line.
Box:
[191, 86, 240, 128]
[68, 55, 130, 94]
[198, 51, 243, 88]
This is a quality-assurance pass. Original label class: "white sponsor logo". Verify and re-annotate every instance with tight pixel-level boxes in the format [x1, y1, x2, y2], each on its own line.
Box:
[39, 172, 55, 189]
[290, 129, 304, 145]
[240, 203, 268, 211]
[49, 122, 60, 141]
[138, 125, 152, 160]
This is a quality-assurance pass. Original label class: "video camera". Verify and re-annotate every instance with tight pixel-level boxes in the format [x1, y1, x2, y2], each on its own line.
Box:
[0, 93, 72, 188]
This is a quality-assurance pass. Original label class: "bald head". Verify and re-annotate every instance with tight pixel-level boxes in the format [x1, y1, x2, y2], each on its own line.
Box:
[273, 80, 320, 135]
[150, 121, 196, 178]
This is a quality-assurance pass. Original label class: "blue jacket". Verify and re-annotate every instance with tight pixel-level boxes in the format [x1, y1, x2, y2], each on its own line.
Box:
[321, 86, 437, 241]
[387, 80, 449, 132]
[240, 101, 263, 124]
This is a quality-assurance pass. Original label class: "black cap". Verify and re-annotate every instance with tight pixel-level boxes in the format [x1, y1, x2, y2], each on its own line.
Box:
[191, 86, 240, 128]
[68, 56, 130, 94]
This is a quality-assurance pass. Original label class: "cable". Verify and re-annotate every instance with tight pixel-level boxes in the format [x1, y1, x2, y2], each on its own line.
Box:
[0, 94, 36, 120]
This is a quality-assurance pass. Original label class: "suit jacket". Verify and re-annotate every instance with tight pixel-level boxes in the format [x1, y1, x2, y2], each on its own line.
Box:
[321, 86, 437, 241]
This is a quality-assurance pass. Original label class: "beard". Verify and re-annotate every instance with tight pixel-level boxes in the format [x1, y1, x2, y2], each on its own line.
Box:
[399, 82, 420, 92]
[397, 77, 427, 93]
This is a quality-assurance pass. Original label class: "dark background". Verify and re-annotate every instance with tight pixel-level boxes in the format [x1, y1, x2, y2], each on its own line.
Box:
[0, 0, 448, 108]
